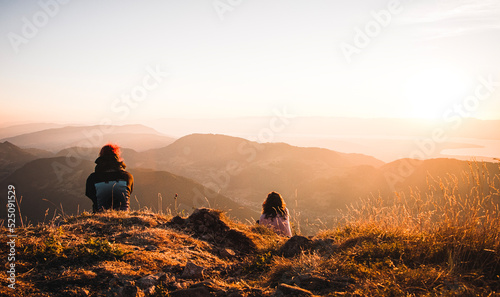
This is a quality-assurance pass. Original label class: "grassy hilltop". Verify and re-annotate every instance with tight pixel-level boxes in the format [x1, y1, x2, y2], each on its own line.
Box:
[1, 163, 499, 296]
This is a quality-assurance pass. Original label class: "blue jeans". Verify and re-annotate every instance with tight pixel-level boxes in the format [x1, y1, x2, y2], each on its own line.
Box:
[95, 180, 130, 211]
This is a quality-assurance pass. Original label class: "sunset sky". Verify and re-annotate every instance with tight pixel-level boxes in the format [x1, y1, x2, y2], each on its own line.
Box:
[1, 0, 500, 126]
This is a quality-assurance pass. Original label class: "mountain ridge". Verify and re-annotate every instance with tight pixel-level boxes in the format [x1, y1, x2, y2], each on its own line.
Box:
[0, 156, 258, 225]
[2, 135, 499, 234]
[1, 124, 176, 152]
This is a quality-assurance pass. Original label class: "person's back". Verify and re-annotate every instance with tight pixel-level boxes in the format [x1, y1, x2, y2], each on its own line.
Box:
[258, 191, 292, 237]
[85, 144, 134, 212]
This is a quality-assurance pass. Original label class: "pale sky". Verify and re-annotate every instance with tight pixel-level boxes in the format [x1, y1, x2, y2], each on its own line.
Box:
[1, 0, 500, 125]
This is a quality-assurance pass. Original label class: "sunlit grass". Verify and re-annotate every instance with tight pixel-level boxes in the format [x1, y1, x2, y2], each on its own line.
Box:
[1, 162, 498, 296]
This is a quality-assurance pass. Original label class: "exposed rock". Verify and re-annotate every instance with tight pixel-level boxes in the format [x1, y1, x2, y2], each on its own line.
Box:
[219, 247, 236, 258]
[136, 273, 165, 290]
[169, 208, 257, 254]
[118, 284, 144, 297]
[274, 283, 315, 297]
[144, 244, 158, 251]
[170, 215, 186, 225]
[279, 235, 313, 258]
[181, 261, 205, 279]
[225, 229, 256, 253]
[312, 238, 339, 254]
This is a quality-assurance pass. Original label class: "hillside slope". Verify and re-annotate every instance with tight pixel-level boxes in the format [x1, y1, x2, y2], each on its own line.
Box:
[4, 137, 499, 235]
[0, 141, 39, 180]
[1, 207, 498, 296]
[0, 157, 257, 225]
[137, 134, 385, 211]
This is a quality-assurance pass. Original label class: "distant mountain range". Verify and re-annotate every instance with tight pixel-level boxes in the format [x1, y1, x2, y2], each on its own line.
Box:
[1, 123, 499, 230]
[0, 122, 64, 139]
[148, 117, 500, 162]
[133, 134, 384, 213]
[0, 141, 39, 180]
[0, 124, 175, 152]
[0, 156, 258, 225]
[149, 117, 500, 140]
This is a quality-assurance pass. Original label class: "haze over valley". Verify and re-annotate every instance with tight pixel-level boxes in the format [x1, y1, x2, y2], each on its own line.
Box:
[1, 121, 499, 234]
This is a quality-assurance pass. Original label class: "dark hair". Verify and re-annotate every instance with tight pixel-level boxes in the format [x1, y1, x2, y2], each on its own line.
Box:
[262, 191, 288, 219]
[99, 144, 121, 159]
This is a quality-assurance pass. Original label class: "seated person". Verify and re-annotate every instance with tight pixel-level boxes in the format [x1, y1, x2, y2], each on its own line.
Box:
[85, 144, 133, 212]
[258, 191, 292, 237]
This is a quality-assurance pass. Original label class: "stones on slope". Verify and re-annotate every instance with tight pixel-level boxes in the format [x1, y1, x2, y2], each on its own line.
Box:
[136, 272, 166, 290]
[117, 281, 144, 297]
[168, 208, 257, 254]
[115, 273, 173, 297]
[181, 261, 205, 279]
[219, 247, 236, 258]
[279, 236, 340, 258]
[144, 244, 158, 251]
[170, 215, 186, 225]
[279, 235, 313, 257]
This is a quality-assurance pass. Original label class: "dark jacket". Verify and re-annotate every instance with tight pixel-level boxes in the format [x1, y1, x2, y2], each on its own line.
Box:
[85, 155, 134, 212]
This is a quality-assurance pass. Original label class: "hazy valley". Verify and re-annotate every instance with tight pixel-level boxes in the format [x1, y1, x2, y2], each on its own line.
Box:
[1, 121, 499, 234]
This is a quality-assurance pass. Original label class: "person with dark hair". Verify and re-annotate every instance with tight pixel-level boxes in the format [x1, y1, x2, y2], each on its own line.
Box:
[258, 191, 292, 237]
[85, 144, 134, 212]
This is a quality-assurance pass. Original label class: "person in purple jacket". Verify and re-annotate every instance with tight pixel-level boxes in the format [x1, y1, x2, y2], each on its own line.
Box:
[85, 144, 134, 212]
[258, 191, 293, 237]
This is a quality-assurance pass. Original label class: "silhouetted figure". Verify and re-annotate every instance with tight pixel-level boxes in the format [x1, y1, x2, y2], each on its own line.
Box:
[85, 144, 134, 212]
[259, 191, 292, 237]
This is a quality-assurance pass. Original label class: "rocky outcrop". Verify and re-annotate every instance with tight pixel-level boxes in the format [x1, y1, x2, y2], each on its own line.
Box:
[169, 208, 257, 254]
[279, 235, 313, 258]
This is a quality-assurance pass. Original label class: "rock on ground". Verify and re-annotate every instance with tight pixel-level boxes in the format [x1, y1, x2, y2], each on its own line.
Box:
[279, 235, 313, 258]
[181, 261, 205, 279]
[168, 208, 257, 254]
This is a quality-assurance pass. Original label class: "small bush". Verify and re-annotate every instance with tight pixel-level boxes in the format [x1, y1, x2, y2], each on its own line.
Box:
[70, 237, 130, 260]
[244, 251, 274, 274]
